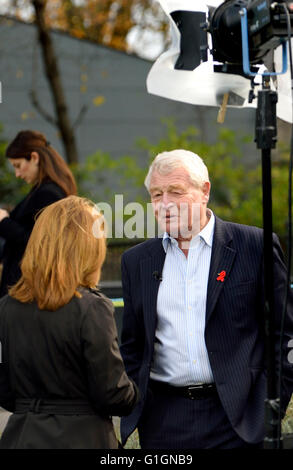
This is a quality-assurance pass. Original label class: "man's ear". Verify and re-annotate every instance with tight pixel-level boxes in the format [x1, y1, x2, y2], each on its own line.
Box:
[202, 181, 211, 203]
[30, 151, 40, 165]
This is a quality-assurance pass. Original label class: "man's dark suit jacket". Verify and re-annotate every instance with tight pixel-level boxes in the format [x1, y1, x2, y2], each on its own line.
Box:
[120, 216, 293, 446]
[0, 181, 66, 297]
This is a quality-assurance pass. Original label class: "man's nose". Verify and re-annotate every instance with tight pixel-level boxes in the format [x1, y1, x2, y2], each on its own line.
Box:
[161, 192, 171, 207]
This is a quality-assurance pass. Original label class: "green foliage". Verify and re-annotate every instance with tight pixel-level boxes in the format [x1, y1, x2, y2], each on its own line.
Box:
[0, 119, 286, 244]
[71, 150, 145, 200]
[72, 118, 290, 246]
[144, 120, 290, 245]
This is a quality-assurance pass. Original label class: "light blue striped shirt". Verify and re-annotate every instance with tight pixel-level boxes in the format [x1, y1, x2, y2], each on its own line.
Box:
[150, 210, 215, 386]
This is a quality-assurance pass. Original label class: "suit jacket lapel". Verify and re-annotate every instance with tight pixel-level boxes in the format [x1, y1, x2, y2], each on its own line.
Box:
[140, 239, 166, 343]
[206, 217, 236, 324]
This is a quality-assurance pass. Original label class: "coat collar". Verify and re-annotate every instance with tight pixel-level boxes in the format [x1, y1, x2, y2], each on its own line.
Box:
[206, 216, 236, 323]
[139, 239, 166, 343]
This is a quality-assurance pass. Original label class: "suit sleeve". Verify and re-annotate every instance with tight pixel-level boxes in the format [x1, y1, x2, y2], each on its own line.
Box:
[81, 295, 139, 417]
[119, 254, 144, 386]
[0, 184, 65, 245]
[271, 234, 293, 415]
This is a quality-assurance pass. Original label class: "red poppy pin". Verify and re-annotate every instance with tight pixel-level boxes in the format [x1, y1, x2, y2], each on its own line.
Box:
[217, 270, 226, 282]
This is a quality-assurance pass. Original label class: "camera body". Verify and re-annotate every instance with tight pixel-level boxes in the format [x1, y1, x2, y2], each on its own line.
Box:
[210, 0, 293, 64]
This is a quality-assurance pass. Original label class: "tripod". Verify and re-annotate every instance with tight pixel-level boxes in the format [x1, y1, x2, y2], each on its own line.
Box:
[253, 76, 282, 449]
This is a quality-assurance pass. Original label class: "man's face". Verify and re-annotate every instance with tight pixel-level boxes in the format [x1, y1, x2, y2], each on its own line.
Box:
[149, 167, 210, 240]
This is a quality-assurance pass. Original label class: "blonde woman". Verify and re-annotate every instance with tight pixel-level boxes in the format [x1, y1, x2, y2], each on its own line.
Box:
[0, 196, 138, 449]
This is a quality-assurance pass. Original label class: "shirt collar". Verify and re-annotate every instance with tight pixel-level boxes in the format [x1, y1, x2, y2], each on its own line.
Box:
[162, 209, 215, 253]
[199, 209, 215, 248]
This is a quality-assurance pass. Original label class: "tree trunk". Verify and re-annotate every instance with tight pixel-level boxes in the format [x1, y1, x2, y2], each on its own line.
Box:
[32, 0, 78, 164]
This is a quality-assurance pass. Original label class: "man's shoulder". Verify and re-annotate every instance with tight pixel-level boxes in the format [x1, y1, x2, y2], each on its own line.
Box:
[214, 217, 267, 250]
[216, 217, 263, 238]
[122, 238, 162, 261]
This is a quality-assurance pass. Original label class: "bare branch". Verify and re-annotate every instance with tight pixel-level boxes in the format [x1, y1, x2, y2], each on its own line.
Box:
[73, 104, 89, 130]
[29, 88, 57, 126]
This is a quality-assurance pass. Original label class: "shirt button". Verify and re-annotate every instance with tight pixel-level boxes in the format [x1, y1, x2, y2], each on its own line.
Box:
[188, 306, 192, 310]
[193, 360, 196, 364]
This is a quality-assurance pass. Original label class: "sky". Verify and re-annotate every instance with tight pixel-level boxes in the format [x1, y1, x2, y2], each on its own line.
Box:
[0, 0, 33, 19]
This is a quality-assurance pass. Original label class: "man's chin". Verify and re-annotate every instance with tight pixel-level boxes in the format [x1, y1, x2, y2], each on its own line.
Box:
[158, 218, 176, 231]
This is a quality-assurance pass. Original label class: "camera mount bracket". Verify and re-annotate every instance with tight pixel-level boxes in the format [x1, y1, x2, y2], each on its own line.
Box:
[240, 6, 288, 76]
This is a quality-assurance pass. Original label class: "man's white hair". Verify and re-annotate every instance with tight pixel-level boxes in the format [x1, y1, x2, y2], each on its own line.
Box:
[144, 149, 210, 191]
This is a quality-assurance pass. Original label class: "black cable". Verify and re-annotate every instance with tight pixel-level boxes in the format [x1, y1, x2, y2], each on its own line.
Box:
[276, 2, 293, 448]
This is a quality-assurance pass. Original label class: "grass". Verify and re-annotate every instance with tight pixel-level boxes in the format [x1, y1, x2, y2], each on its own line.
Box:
[282, 394, 293, 434]
[113, 418, 140, 449]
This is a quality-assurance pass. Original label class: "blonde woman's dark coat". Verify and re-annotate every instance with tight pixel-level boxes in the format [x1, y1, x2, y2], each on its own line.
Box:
[0, 288, 138, 449]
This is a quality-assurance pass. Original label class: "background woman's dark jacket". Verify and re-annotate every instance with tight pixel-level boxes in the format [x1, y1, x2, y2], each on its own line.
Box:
[0, 181, 66, 297]
[0, 288, 138, 449]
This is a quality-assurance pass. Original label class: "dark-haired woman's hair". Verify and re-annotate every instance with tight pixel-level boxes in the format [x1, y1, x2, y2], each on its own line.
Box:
[6, 130, 77, 196]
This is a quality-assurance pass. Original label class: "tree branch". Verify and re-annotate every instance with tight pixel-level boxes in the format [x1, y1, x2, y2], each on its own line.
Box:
[72, 104, 89, 130]
[29, 88, 57, 126]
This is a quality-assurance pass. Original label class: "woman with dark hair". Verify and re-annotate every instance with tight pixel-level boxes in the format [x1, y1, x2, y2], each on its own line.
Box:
[0, 196, 138, 449]
[0, 130, 77, 297]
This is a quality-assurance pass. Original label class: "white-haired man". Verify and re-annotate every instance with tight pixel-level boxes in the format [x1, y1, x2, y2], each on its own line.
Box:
[120, 149, 293, 449]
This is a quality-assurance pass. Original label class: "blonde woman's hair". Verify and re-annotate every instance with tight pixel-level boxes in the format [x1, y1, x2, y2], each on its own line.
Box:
[9, 196, 106, 311]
